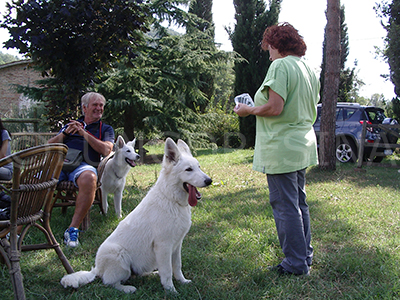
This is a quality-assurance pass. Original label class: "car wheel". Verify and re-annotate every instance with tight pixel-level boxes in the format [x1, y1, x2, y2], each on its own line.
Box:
[336, 139, 357, 163]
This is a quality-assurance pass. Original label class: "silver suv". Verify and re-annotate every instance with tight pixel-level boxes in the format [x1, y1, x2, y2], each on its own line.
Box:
[313, 102, 398, 163]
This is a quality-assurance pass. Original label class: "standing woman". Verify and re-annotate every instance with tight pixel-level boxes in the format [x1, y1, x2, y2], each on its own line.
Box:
[0, 118, 12, 180]
[234, 22, 320, 276]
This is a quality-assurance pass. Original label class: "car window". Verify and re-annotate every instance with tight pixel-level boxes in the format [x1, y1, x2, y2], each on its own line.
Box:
[336, 108, 343, 121]
[343, 108, 357, 121]
[315, 107, 321, 123]
[314, 106, 359, 123]
[366, 109, 386, 124]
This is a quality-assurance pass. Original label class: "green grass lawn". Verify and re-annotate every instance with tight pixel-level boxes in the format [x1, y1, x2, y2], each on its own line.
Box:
[2, 143, 400, 299]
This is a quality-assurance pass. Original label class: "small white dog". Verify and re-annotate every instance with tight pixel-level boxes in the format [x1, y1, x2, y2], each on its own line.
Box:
[61, 138, 212, 293]
[100, 136, 140, 218]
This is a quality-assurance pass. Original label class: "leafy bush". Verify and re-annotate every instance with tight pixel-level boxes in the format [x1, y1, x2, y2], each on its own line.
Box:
[200, 105, 241, 148]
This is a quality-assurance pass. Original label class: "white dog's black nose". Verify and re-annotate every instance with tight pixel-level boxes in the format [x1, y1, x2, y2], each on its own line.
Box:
[205, 178, 212, 186]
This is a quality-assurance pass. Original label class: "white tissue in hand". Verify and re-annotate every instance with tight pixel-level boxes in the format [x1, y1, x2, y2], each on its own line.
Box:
[234, 93, 254, 107]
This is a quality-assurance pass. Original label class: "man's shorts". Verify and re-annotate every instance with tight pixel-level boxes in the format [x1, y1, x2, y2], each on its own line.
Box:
[59, 162, 97, 188]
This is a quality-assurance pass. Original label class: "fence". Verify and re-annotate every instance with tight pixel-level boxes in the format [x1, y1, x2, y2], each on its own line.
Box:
[356, 122, 400, 168]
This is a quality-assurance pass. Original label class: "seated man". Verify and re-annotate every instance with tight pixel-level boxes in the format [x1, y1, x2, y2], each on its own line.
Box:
[48, 92, 114, 248]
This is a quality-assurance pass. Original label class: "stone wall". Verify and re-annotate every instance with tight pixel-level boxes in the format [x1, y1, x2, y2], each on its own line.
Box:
[0, 60, 42, 118]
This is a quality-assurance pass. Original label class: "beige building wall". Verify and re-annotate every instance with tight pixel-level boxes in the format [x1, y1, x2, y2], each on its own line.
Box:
[0, 60, 42, 118]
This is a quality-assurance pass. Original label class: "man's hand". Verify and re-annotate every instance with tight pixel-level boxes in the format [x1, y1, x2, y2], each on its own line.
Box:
[64, 120, 85, 136]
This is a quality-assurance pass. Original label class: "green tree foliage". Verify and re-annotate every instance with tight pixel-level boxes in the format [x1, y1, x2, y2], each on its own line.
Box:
[228, 0, 281, 148]
[378, 0, 400, 96]
[320, 5, 355, 103]
[213, 58, 236, 111]
[376, 0, 400, 120]
[338, 68, 355, 102]
[1, 0, 149, 123]
[188, 0, 214, 35]
[391, 97, 400, 119]
[2, 0, 236, 144]
[0, 51, 19, 65]
[96, 2, 233, 143]
[105, 33, 230, 142]
[187, 0, 216, 112]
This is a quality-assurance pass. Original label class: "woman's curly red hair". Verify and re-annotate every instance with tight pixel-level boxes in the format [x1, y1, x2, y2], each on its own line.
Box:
[261, 22, 307, 57]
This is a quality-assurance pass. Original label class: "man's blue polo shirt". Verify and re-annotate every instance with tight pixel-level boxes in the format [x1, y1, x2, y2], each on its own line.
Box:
[61, 117, 115, 167]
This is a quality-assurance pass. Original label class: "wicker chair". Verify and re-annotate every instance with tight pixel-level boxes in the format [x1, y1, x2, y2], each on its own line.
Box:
[52, 151, 114, 231]
[0, 143, 73, 300]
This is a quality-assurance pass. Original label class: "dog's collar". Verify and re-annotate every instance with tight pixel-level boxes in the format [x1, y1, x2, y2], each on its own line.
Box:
[111, 165, 123, 180]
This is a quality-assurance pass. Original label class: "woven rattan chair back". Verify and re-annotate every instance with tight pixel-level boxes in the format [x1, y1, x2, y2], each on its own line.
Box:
[0, 143, 73, 300]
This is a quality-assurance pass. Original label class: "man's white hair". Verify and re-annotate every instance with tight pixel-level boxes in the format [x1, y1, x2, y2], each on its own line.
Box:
[81, 92, 106, 115]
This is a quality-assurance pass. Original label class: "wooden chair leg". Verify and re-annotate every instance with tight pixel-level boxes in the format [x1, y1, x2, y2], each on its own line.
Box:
[10, 259, 26, 300]
[8, 229, 26, 300]
[53, 244, 74, 274]
[43, 221, 74, 274]
[82, 214, 90, 232]
[61, 206, 67, 215]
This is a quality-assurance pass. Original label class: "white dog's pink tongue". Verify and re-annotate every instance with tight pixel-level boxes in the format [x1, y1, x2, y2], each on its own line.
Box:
[188, 184, 200, 207]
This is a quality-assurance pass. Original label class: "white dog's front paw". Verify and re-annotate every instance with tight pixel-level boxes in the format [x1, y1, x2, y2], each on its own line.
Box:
[113, 282, 137, 294]
[175, 273, 191, 285]
[180, 279, 192, 285]
[164, 285, 178, 294]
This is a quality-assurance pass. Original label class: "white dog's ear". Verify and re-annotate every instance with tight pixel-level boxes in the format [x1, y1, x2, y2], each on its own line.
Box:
[177, 139, 192, 157]
[127, 138, 136, 148]
[116, 136, 126, 149]
[164, 138, 181, 164]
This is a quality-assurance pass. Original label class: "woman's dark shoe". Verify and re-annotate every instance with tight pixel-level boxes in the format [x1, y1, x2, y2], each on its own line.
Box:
[269, 264, 310, 276]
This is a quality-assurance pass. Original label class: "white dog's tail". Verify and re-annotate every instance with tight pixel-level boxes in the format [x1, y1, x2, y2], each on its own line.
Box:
[60, 268, 97, 289]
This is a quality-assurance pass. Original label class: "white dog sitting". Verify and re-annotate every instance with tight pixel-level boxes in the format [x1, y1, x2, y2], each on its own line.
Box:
[100, 136, 140, 218]
[61, 138, 212, 293]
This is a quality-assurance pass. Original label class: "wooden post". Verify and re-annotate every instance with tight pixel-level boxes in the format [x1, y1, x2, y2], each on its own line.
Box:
[356, 121, 367, 169]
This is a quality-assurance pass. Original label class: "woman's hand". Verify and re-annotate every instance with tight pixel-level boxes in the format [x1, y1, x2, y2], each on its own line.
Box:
[234, 89, 284, 118]
[233, 103, 251, 117]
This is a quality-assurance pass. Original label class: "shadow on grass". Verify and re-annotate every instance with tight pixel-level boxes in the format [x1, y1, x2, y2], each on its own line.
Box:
[306, 162, 400, 192]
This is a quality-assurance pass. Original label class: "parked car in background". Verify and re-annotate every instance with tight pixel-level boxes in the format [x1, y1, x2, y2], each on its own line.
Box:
[313, 102, 398, 163]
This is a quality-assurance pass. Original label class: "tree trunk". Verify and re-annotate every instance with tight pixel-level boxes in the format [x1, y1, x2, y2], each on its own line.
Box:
[123, 108, 135, 141]
[320, 0, 341, 170]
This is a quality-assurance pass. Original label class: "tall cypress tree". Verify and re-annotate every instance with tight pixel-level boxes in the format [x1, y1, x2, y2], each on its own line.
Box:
[187, 0, 216, 113]
[228, 0, 281, 148]
[188, 0, 214, 36]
